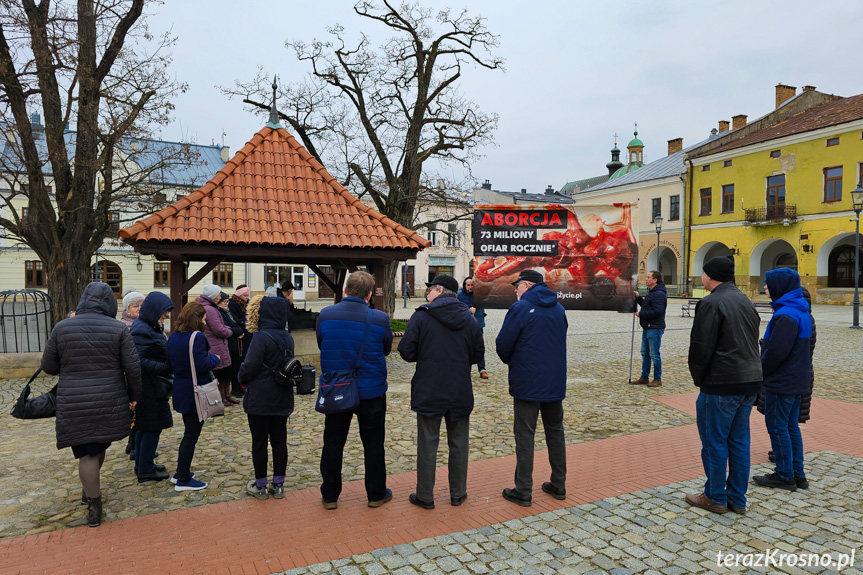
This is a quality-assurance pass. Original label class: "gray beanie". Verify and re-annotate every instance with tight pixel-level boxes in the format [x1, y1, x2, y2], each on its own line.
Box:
[201, 284, 221, 300]
[122, 291, 145, 310]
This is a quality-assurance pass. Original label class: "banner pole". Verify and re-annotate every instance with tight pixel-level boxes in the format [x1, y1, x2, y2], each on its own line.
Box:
[628, 295, 637, 383]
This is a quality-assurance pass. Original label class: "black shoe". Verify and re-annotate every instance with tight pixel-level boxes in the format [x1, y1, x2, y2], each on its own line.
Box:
[768, 450, 775, 462]
[502, 488, 532, 507]
[129, 451, 135, 461]
[753, 472, 797, 491]
[451, 494, 467, 506]
[80, 489, 88, 505]
[134, 464, 166, 475]
[137, 470, 170, 483]
[541, 482, 566, 500]
[795, 476, 809, 490]
[87, 496, 102, 527]
[409, 493, 435, 510]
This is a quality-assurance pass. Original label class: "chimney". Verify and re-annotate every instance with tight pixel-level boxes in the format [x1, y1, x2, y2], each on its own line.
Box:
[732, 114, 747, 130]
[220, 146, 231, 162]
[775, 84, 797, 108]
[667, 138, 683, 156]
[520, 188, 527, 194]
[718, 120, 730, 133]
[481, 179, 492, 190]
[545, 185, 555, 195]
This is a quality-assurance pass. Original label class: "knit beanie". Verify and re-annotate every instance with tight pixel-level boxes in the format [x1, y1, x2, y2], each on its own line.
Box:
[201, 284, 221, 300]
[122, 291, 145, 310]
[702, 257, 735, 283]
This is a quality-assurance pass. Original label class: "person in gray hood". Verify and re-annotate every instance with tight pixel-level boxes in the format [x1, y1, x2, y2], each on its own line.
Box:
[41, 282, 142, 528]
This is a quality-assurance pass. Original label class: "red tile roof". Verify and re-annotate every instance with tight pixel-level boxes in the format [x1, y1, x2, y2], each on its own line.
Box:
[119, 126, 429, 250]
[696, 94, 863, 157]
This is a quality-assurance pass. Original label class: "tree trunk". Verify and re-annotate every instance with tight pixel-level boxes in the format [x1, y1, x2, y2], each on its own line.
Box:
[46, 244, 95, 325]
[381, 260, 401, 317]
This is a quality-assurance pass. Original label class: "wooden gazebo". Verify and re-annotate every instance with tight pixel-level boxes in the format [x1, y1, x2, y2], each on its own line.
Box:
[119, 117, 428, 317]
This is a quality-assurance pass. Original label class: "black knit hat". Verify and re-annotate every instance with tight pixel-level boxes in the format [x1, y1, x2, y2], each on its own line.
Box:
[702, 256, 735, 283]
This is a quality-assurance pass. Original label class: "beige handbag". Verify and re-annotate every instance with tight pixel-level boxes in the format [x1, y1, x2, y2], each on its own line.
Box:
[190, 331, 224, 421]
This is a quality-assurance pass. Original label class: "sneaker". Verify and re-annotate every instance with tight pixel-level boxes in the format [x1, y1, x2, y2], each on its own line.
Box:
[322, 498, 338, 510]
[368, 488, 393, 508]
[727, 503, 746, 515]
[502, 488, 532, 507]
[409, 493, 435, 510]
[795, 476, 809, 490]
[450, 494, 468, 506]
[246, 480, 269, 500]
[541, 482, 566, 500]
[268, 483, 285, 499]
[753, 473, 797, 491]
[684, 493, 729, 514]
[170, 472, 195, 485]
[479, 370, 489, 379]
[174, 478, 207, 492]
[648, 379, 662, 387]
[630, 377, 649, 385]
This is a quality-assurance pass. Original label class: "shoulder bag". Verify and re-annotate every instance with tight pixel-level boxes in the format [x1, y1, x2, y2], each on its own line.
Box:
[315, 309, 372, 415]
[189, 331, 225, 421]
[10, 369, 57, 419]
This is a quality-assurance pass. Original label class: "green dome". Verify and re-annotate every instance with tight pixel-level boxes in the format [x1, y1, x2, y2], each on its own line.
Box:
[609, 162, 644, 180]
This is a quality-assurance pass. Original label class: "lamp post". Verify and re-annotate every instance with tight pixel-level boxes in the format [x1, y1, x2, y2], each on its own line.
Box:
[851, 182, 863, 329]
[136, 256, 143, 273]
[403, 263, 408, 308]
[654, 216, 663, 273]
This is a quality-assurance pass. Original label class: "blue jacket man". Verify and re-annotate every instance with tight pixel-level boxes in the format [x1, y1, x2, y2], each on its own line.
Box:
[315, 271, 393, 509]
[632, 270, 667, 387]
[457, 276, 488, 378]
[753, 268, 812, 492]
[496, 270, 568, 506]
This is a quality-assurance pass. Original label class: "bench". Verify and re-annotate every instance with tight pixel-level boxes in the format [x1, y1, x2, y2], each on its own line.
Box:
[754, 302, 773, 316]
[681, 299, 700, 317]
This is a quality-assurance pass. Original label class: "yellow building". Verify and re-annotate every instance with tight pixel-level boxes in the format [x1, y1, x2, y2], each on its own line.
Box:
[685, 84, 863, 303]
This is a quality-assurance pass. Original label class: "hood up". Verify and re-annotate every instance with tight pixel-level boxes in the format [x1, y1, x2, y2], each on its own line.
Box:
[138, 292, 174, 327]
[76, 282, 118, 317]
[258, 296, 289, 330]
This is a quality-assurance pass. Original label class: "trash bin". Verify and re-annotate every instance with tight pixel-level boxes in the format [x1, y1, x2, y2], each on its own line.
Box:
[298, 365, 315, 394]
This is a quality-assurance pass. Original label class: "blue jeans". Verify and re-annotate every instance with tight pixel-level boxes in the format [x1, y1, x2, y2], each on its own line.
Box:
[695, 392, 757, 508]
[764, 392, 805, 480]
[135, 430, 161, 474]
[640, 329, 663, 381]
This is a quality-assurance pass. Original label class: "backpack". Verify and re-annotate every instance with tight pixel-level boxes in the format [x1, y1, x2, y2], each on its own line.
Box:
[259, 331, 303, 388]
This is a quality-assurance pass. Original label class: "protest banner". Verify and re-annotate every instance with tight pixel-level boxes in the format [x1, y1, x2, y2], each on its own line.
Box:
[472, 203, 638, 311]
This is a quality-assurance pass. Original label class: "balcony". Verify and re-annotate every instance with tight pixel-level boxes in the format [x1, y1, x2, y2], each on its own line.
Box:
[743, 204, 796, 225]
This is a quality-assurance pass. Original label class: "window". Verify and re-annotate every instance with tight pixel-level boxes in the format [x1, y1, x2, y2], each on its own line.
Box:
[669, 195, 680, 221]
[21, 207, 29, 226]
[723, 160, 732, 167]
[699, 188, 712, 216]
[25, 260, 46, 288]
[651, 198, 661, 221]
[447, 223, 459, 247]
[767, 174, 786, 218]
[770, 150, 781, 158]
[826, 137, 840, 147]
[213, 263, 233, 287]
[154, 262, 170, 288]
[722, 184, 735, 214]
[427, 224, 439, 247]
[824, 166, 843, 202]
[701, 165, 710, 172]
[108, 212, 120, 235]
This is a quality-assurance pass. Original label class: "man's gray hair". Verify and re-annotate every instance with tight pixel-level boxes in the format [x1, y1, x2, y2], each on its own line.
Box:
[434, 286, 457, 297]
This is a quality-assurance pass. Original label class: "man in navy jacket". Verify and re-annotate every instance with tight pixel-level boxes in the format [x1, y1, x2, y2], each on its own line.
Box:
[632, 270, 667, 387]
[316, 271, 394, 509]
[753, 268, 812, 492]
[496, 270, 568, 506]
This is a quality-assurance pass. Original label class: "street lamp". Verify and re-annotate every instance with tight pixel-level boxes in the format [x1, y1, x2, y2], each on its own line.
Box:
[851, 182, 863, 329]
[136, 256, 143, 273]
[654, 216, 663, 272]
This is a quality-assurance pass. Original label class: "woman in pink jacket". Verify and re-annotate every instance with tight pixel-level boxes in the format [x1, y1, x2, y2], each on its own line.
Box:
[195, 285, 240, 405]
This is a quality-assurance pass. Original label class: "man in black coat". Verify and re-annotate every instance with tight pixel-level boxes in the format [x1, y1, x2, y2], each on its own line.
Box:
[632, 270, 667, 387]
[399, 275, 484, 509]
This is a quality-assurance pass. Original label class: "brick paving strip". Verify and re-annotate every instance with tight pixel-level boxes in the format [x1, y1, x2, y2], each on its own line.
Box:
[1, 393, 861, 575]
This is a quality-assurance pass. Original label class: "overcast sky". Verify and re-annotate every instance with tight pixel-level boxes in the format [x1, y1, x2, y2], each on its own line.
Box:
[149, 0, 863, 195]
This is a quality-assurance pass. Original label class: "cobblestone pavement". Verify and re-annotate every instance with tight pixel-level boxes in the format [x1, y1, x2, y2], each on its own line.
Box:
[1, 304, 861, 539]
[276, 451, 863, 575]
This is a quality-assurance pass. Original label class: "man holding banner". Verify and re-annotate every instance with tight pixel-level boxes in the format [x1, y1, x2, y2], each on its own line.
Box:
[496, 270, 568, 506]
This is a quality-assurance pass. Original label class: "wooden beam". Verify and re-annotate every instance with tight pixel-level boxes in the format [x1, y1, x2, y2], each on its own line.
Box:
[168, 258, 188, 328]
[333, 267, 347, 304]
[182, 257, 224, 294]
[131, 243, 420, 263]
[308, 264, 338, 294]
[339, 259, 359, 273]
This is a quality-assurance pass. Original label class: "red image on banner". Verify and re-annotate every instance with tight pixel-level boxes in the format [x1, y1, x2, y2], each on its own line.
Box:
[472, 203, 638, 311]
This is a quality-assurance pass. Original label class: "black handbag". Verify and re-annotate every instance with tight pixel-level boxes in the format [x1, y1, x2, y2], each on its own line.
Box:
[10, 369, 58, 419]
[259, 331, 302, 388]
[153, 375, 173, 399]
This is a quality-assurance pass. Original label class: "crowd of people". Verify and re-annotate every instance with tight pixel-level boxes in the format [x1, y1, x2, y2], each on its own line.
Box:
[40, 257, 814, 527]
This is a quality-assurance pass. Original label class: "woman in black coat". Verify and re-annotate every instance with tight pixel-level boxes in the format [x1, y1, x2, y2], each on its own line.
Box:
[41, 282, 142, 528]
[239, 295, 295, 500]
[130, 292, 174, 482]
[217, 292, 243, 405]
[228, 286, 252, 398]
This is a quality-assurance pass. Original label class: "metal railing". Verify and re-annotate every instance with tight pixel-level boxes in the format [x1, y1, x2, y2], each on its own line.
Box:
[0, 289, 54, 353]
[744, 204, 796, 224]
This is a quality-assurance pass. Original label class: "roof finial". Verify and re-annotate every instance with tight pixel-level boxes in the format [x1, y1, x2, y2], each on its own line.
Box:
[267, 75, 283, 129]
[633, 121, 638, 137]
[613, 132, 618, 146]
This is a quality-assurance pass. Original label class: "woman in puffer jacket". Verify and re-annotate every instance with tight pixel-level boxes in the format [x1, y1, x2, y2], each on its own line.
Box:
[239, 295, 295, 500]
[195, 284, 237, 406]
[41, 282, 142, 528]
[130, 292, 174, 483]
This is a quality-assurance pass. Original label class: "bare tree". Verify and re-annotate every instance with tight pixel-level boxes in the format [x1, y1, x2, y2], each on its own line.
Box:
[0, 0, 187, 321]
[226, 1, 503, 314]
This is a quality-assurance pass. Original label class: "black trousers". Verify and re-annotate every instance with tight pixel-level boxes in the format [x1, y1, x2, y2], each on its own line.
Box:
[320, 394, 387, 503]
[176, 412, 204, 483]
[247, 414, 289, 482]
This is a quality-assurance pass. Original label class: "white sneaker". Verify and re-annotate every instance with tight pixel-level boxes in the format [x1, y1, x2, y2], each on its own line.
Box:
[170, 471, 196, 485]
[174, 477, 207, 492]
